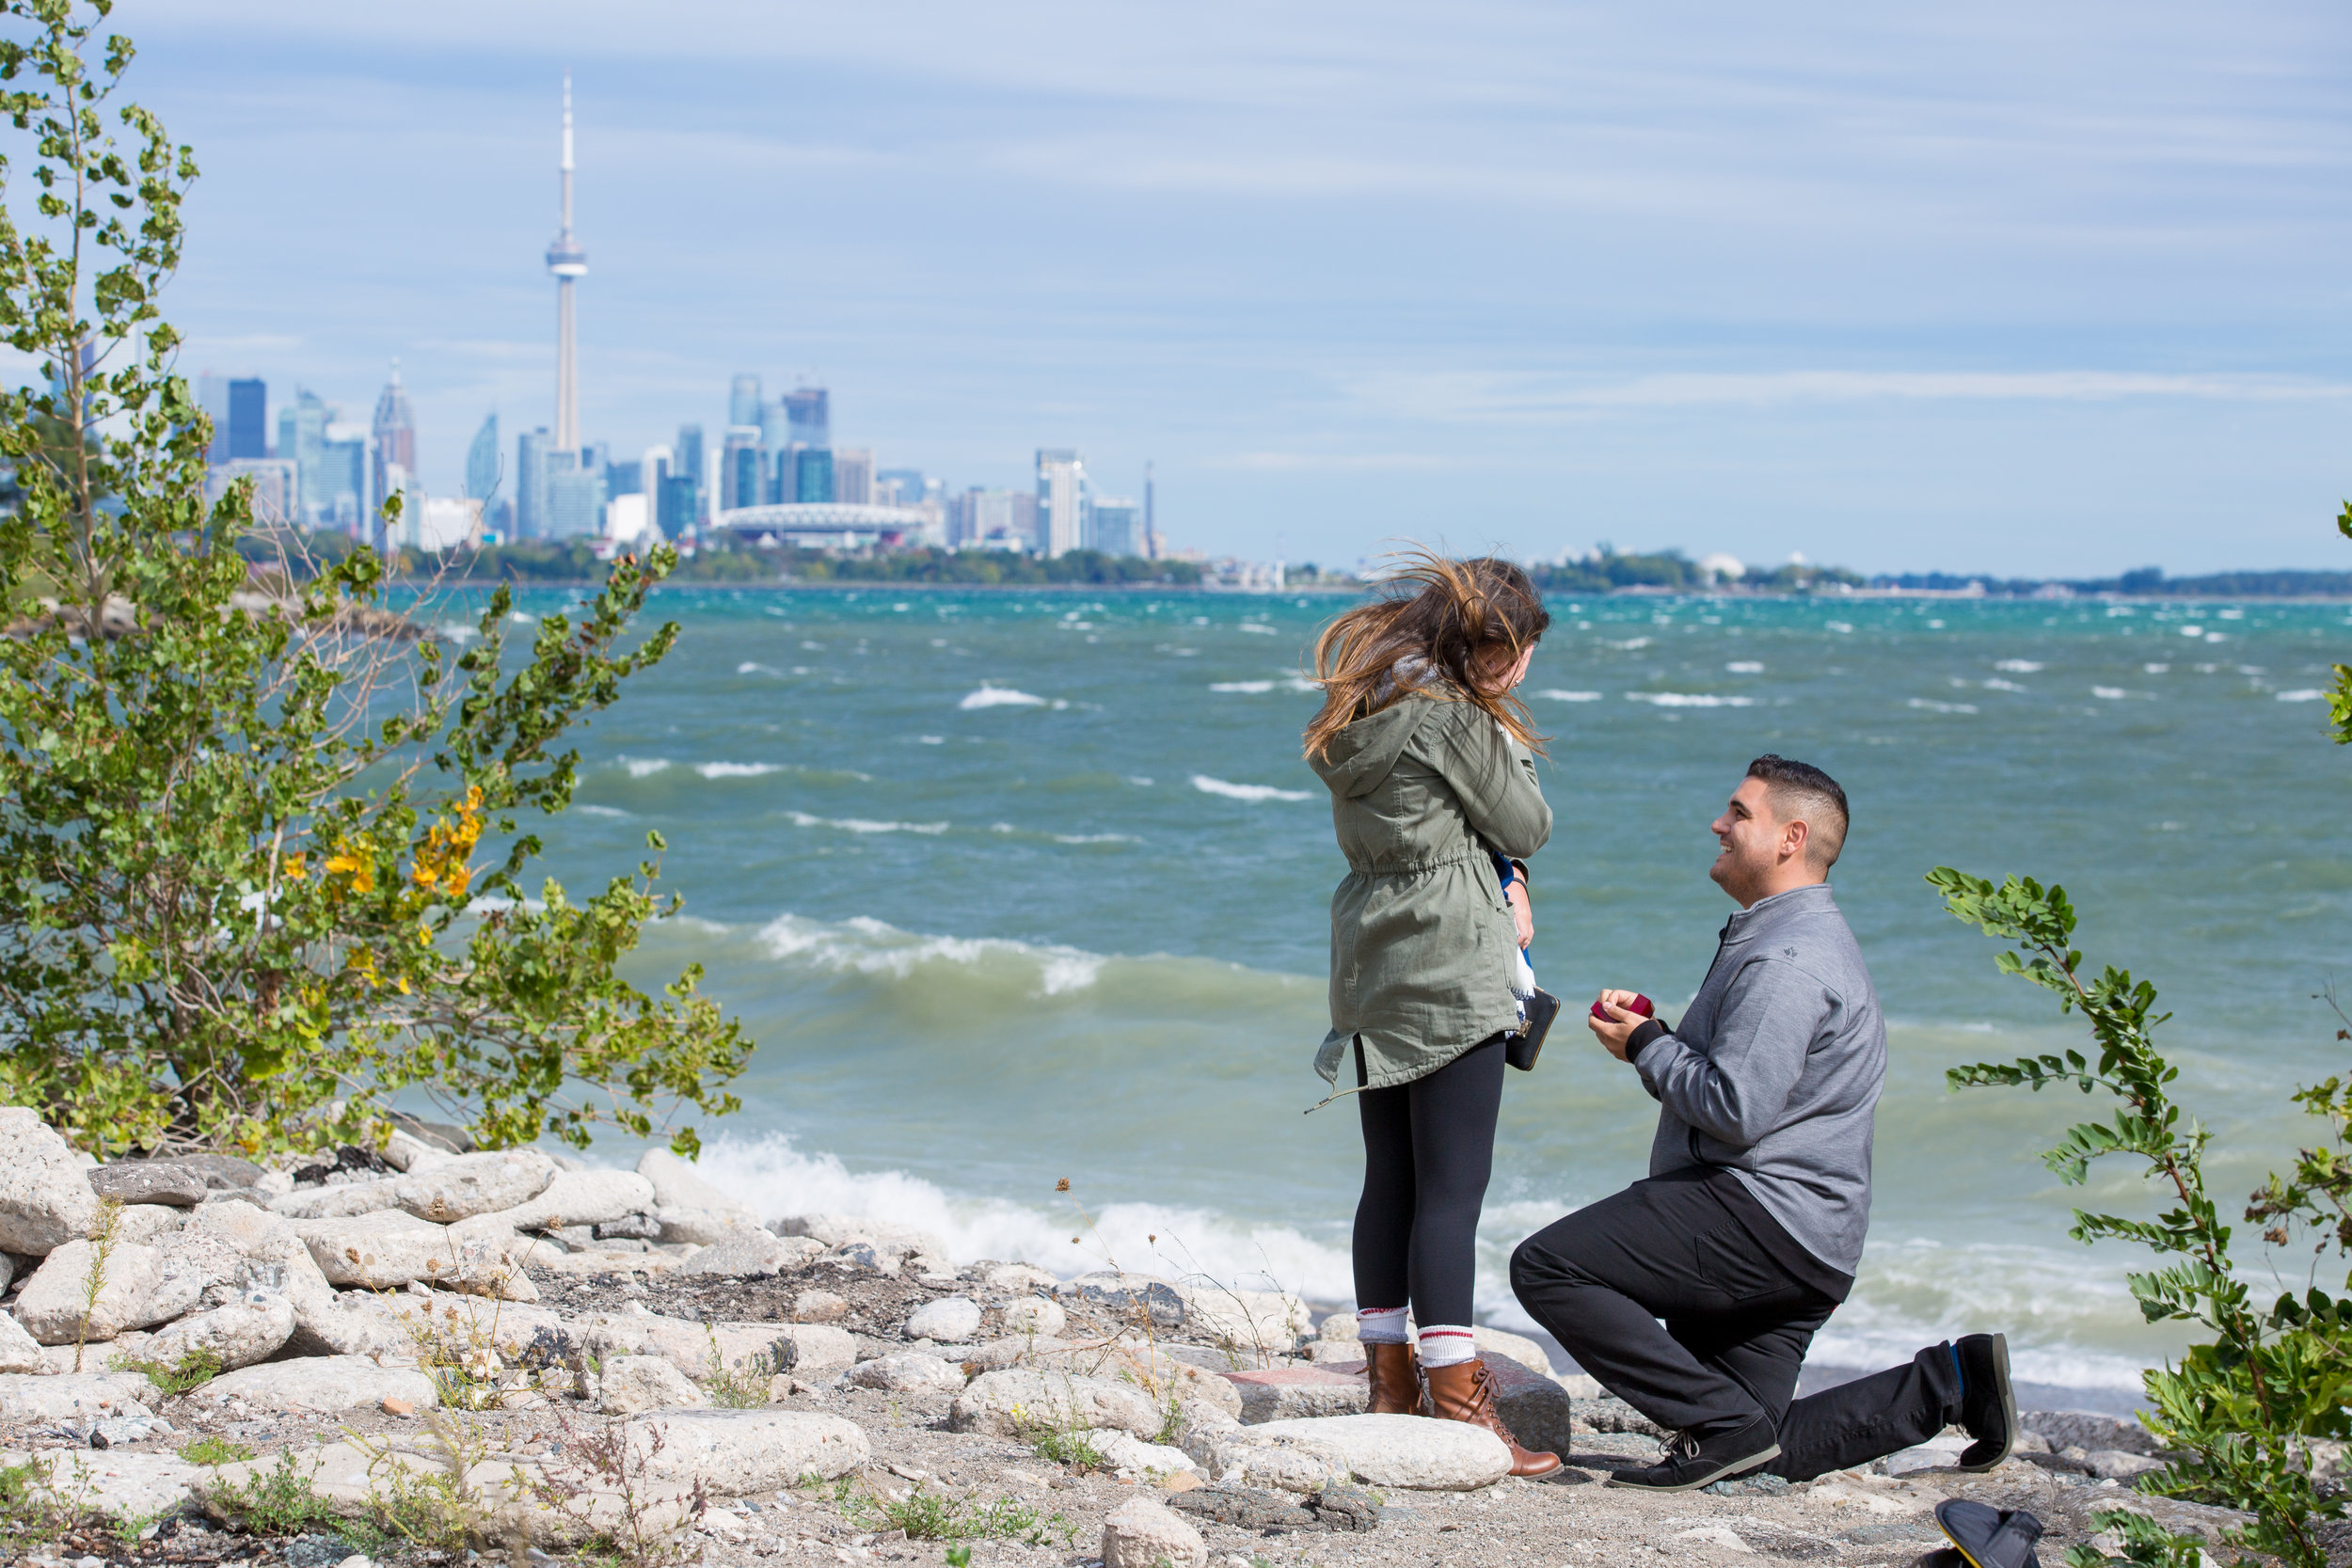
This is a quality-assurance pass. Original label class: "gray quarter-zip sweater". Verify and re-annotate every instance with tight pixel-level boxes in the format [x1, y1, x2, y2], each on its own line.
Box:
[1631, 881, 1885, 1276]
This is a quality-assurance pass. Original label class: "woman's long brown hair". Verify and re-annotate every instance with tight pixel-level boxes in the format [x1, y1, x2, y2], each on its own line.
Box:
[1302, 550, 1552, 762]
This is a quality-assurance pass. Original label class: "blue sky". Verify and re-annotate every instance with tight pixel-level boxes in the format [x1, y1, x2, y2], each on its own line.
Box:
[122, 0, 2351, 574]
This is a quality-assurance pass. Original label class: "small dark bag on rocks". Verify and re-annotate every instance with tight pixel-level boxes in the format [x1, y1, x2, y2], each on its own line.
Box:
[1506, 989, 1562, 1071]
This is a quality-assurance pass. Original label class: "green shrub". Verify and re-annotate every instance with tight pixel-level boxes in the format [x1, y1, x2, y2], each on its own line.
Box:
[205, 1451, 340, 1537]
[1932, 866, 2350, 1568]
[0, 1, 745, 1159]
[177, 1435, 254, 1466]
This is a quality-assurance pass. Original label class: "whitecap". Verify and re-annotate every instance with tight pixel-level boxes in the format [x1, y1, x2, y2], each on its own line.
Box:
[2179, 626, 2206, 638]
[757, 912, 1104, 997]
[695, 762, 782, 779]
[1908, 698, 1979, 715]
[621, 758, 672, 778]
[575, 804, 629, 818]
[2277, 689, 2327, 703]
[737, 661, 781, 675]
[1994, 659, 2043, 673]
[1724, 661, 1764, 673]
[2142, 663, 2169, 675]
[960, 685, 1049, 710]
[1607, 637, 1653, 651]
[1191, 774, 1313, 803]
[917, 736, 946, 745]
[509, 610, 536, 625]
[2090, 687, 2129, 700]
[1210, 680, 1277, 694]
[1625, 692, 1755, 708]
[1824, 621, 1854, 634]
[1537, 689, 1603, 703]
[787, 812, 950, 835]
[1981, 679, 2026, 692]
[1236, 624, 1279, 636]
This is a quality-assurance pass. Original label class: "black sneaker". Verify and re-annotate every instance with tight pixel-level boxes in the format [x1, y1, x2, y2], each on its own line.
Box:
[1955, 1333, 2017, 1472]
[1609, 1418, 1781, 1492]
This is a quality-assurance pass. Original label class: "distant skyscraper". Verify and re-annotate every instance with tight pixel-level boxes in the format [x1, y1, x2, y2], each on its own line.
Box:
[877, 467, 925, 508]
[1088, 497, 1140, 557]
[466, 413, 501, 502]
[371, 364, 416, 535]
[673, 424, 704, 527]
[1036, 449, 1084, 558]
[782, 387, 828, 448]
[729, 374, 762, 430]
[758, 398, 790, 454]
[721, 429, 759, 512]
[516, 427, 551, 538]
[319, 425, 368, 533]
[833, 449, 873, 506]
[546, 76, 588, 452]
[228, 377, 267, 460]
[197, 374, 231, 463]
[1144, 460, 1156, 559]
[545, 453, 605, 538]
[794, 447, 834, 504]
[278, 388, 330, 523]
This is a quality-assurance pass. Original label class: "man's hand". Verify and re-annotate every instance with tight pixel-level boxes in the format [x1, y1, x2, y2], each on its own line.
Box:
[1588, 990, 1648, 1062]
[1505, 881, 1534, 949]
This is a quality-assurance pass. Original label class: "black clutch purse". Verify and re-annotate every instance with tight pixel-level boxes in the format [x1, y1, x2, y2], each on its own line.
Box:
[1506, 989, 1562, 1071]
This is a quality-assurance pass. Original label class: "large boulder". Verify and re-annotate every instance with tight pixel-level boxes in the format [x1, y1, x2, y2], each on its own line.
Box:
[571, 1311, 850, 1380]
[599, 1354, 707, 1415]
[655, 1205, 758, 1246]
[1221, 1366, 1368, 1424]
[114, 1205, 186, 1246]
[0, 1108, 102, 1254]
[1216, 1413, 1510, 1492]
[637, 1148, 758, 1224]
[1181, 1288, 1311, 1354]
[1483, 1354, 1574, 1455]
[622, 1407, 868, 1496]
[15, 1239, 165, 1342]
[1101, 1496, 1208, 1568]
[292, 1210, 529, 1297]
[161, 1200, 346, 1349]
[188, 1354, 438, 1416]
[283, 1289, 414, 1359]
[0, 1449, 197, 1518]
[267, 1179, 405, 1220]
[1000, 1295, 1065, 1338]
[905, 1296, 982, 1342]
[0, 1310, 43, 1373]
[774, 1212, 946, 1258]
[949, 1368, 1164, 1438]
[88, 1164, 208, 1208]
[0, 1372, 152, 1425]
[393, 1148, 558, 1224]
[140, 1291, 296, 1373]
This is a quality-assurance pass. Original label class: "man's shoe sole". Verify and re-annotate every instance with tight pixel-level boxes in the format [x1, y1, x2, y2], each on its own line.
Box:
[1608, 1441, 1782, 1493]
[1956, 1333, 2017, 1474]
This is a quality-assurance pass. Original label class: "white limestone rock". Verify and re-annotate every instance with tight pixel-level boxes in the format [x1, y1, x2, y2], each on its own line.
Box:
[775, 1212, 946, 1259]
[981, 1262, 1059, 1293]
[904, 1296, 982, 1342]
[1214, 1413, 1510, 1492]
[292, 1210, 530, 1298]
[1181, 1287, 1311, 1353]
[848, 1353, 964, 1392]
[949, 1368, 1164, 1438]
[393, 1148, 558, 1224]
[1086, 1429, 1203, 1478]
[0, 1372, 152, 1425]
[15, 1239, 165, 1342]
[653, 1204, 763, 1247]
[113, 1205, 186, 1247]
[1315, 1310, 1360, 1342]
[637, 1148, 758, 1224]
[623, 1407, 869, 1496]
[483, 1168, 656, 1232]
[1101, 1495, 1208, 1568]
[0, 1108, 101, 1254]
[284, 1288, 414, 1359]
[0, 1449, 198, 1518]
[189, 1354, 438, 1416]
[599, 1354, 707, 1415]
[1058, 1269, 1185, 1328]
[999, 1295, 1065, 1338]
[141, 1291, 296, 1372]
[267, 1179, 405, 1221]
[379, 1130, 456, 1173]
[672, 1228, 818, 1279]
[0, 1310, 43, 1373]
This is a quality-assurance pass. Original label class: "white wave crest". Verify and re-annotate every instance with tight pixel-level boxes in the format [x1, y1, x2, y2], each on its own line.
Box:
[757, 912, 1104, 996]
[1908, 698, 1979, 714]
[2091, 687, 2130, 700]
[1210, 680, 1276, 693]
[737, 661, 780, 675]
[961, 685, 1049, 710]
[1626, 692, 1756, 708]
[786, 811, 950, 835]
[621, 757, 672, 778]
[1236, 623, 1279, 636]
[1607, 637, 1653, 650]
[696, 762, 783, 779]
[1995, 659, 2044, 673]
[1537, 689, 1603, 703]
[2278, 689, 2326, 703]
[1724, 661, 1764, 673]
[1824, 621, 1854, 634]
[1191, 774, 1313, 802]
[575, 804, 629, 818]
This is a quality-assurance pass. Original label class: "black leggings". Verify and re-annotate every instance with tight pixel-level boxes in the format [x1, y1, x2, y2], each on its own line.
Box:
[1351, 1035, 1505, 1327]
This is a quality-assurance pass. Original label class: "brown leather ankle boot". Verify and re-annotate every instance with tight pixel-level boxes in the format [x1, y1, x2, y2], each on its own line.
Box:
[1423, 1357, 1562, 1478]
[1364, 1339, 1422, 1416]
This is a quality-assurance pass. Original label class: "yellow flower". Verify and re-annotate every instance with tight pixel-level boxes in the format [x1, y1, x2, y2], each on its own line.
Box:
[282, 852, 307, 880]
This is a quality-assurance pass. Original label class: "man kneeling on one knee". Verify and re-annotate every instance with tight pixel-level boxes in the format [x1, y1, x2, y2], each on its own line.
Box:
[1510, 755, 2016, 1491]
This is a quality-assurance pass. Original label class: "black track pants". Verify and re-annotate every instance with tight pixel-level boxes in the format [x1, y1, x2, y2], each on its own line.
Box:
[1509, 1169, 1966, 1480]
[1352, 1034, 1505, 1328]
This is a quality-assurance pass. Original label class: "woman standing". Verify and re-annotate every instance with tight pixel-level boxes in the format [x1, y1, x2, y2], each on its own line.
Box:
[1305, 554, 1559, 1478]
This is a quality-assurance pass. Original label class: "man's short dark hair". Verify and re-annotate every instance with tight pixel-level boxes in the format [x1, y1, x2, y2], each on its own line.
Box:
[1746, 754, 1849, 867]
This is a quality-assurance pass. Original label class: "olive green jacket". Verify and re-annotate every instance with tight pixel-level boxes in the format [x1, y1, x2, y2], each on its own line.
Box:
[1310, 692, 1551, 1094]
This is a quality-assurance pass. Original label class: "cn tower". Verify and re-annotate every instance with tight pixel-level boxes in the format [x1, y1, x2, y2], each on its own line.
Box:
[545, 74, 587, 452]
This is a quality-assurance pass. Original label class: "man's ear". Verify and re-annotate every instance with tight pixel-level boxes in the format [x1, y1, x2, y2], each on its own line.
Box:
[1783, 817, 1810, 863]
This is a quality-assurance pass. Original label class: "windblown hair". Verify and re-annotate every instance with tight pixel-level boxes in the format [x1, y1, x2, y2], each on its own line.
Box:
[1303, 551, 1551, 762]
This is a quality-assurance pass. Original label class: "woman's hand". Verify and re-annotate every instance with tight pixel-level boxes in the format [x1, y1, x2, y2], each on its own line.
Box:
[1505, 881, 1533, 949]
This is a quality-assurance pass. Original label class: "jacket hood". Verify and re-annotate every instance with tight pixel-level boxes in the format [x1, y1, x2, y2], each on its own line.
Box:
[1310, 697, 1432, 800]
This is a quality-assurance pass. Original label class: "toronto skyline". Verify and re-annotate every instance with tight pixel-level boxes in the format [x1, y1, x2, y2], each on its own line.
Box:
[120, 0, 2352, 576]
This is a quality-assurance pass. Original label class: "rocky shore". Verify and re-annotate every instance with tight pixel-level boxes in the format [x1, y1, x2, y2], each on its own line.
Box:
[0, 1109, 2254, 1567]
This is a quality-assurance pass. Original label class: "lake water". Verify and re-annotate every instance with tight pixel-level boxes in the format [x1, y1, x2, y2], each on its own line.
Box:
[453, 583, 2352, 1397]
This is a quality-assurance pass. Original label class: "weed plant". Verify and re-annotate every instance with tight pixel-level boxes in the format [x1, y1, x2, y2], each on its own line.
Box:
[177, 1435, 254, 1466]
[701, 1325, 772, 1408]
[528, 1405, 709, 1568]
[840, 1482, 1067, 1545]
[116, 1345, 223, 1396]
[205, 1451, 340, 1537]
[72, 1198, 121, 1373]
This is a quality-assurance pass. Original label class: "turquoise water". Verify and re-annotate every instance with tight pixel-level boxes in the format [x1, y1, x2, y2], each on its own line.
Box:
[451, 585, 2352, 1390]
